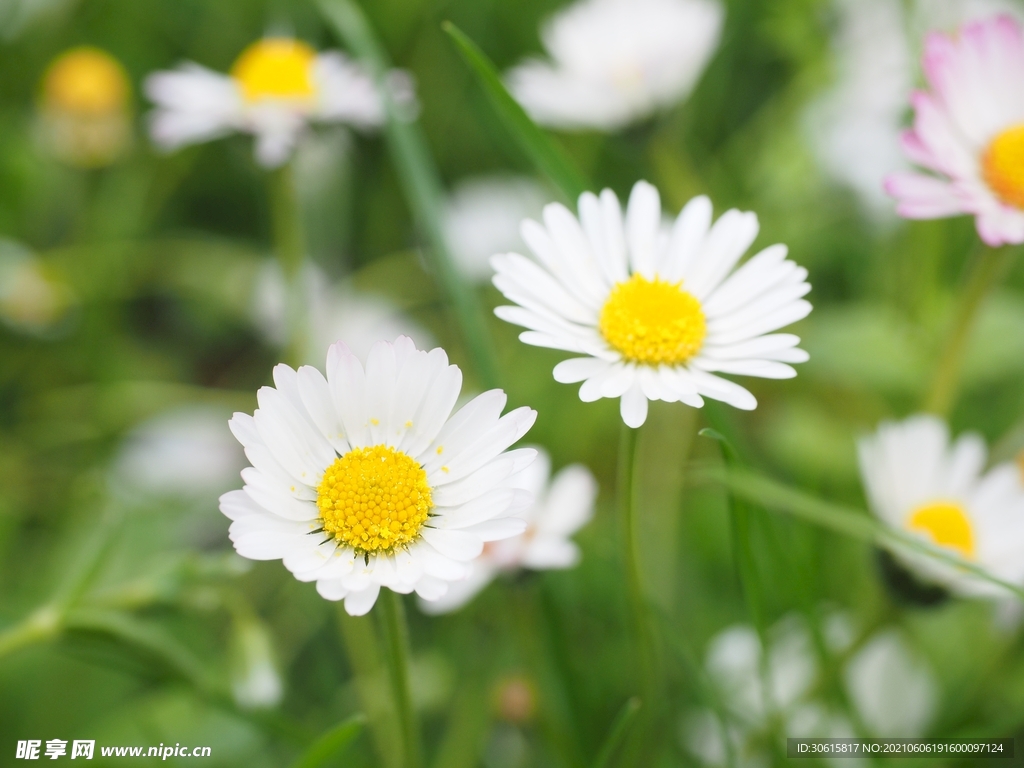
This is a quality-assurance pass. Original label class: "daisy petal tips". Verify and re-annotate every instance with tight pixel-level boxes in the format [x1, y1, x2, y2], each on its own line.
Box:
[884, 15, 1024, 246]
[219, 336, 538, 616]
[491, 181, 812, 428]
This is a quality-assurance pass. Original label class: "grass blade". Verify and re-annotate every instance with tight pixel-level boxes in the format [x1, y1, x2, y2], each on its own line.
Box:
[441, 22, 589, 201]
[316, 0, 498, 389]
[592, 697, 642, 768]
[289, 714, 365, 768]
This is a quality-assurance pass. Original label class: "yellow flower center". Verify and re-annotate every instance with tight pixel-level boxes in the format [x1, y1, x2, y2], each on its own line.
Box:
[316, 445, 432, 554]
[906, 501, 975, 560]
[42, 47, 129, 116]
[982, 124, 1024, 209]
[230, 38, 317, 103]
[599, 274, 707, 365]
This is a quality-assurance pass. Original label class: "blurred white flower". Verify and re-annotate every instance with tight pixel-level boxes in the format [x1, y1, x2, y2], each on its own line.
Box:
[0, 239, 75, 335]
[252, 261, 435, 365]
[220, 337, 538, 616]
[844, 628, 937, 737]
[506, 0, 723, 131]
[885, 14, 1024, 246]
[491, 180, 811, 428]
[419, 447, 597, 613]
[37, 46, 133, 168]
[113, 405, 245, 499]
[807, 0, 1022, 220]
[229, 613, 284, 710]
[858, 414, 1024, 596]
[144, 37, 413, 168]
[442, 175, 549, 282]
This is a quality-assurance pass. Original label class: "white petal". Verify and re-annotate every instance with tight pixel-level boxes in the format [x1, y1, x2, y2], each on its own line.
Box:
[420, 528, 484, 561]
[625, 181, 662, 278]
[344, 585, 381, 616]
[620, 383, 649, 428]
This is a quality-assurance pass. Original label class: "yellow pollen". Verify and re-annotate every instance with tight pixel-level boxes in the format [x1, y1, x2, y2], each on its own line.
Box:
[906, 501, 975, 560]
[316, 445, 432, 555]
[42, 47, 129, 116]
[230, 38, 317, 103]
[983, 124, 1024, 209]
[599, 274, 707, 365]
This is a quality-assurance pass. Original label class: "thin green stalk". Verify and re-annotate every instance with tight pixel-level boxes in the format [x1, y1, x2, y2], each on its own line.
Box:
[925, 244, 1017, 415]
[592, 698, 642, 768]
[316, 0, 498, 389]
[0, 606, 61, 660]
[378, 591, 423, 768]
[617, 423, 655, 700]
[268, 162, 309, 368]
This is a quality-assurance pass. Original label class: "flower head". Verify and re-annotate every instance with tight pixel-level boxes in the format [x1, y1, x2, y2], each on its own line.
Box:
[145, 37, 410, 167]
[885, 15, 1024, 245]
[491, 181, 811, 428]
[0, 240, 74, 334]
[220, 337, 537, 616]
[419, 447, 597, 613]
[38, 47, 132, 167]
[506, 0, 723, 131]
[858, 414, 1024, 596]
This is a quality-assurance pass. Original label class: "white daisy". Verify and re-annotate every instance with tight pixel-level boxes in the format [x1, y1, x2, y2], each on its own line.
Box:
[443, 175, 549, 283]
[858, 414, 1024, 596]
[491, 180, 812, 428]
[145, 37, 412, 168]
[419, 447, 597, 614]
[219, 336, 538, 616]
[251, 261, 435, 364]
[506, 0, 724, 131]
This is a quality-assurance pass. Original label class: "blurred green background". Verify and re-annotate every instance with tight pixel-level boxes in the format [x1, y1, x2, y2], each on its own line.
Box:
[3, 0, 1024, 765]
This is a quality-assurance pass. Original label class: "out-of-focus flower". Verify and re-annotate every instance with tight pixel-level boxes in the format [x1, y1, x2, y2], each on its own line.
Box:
[844, 629, 937, 737]
[684, 615, 939, 765]
[112, 405, 245, 499]
[443, 176, 549, 283]
[493, 675, 537, 724]
[885, 15, 1024, 245]
[682, 615, 854, 768]
[251, 261, 434, 365]
[807, 0, 1021, 219]
[0, 239, 74, 335]
[506, 0, 723, 131]
[491, 181, 811, 428]
[220, 337, 538, 616]
[145, 37, 413, 168]
[419, 447, 596, 614]
[858, 414, 1024, 596]
[229, 613, 283, 710]
[38, 46, 132, 168]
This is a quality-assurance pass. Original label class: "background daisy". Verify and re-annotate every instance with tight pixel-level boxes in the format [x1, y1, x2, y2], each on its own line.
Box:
[492, 181, 811, 427]
[506, 0, 724, 131]
[858, 414, 1024, 595]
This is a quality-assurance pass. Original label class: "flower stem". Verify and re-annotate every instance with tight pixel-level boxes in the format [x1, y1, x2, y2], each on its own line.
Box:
[0, 606, 61, 661]
[378, 590, 422, 768]
[924, 244, 1017, 416]
[617, 422, 655, 699]
[268, 162, 309, 368]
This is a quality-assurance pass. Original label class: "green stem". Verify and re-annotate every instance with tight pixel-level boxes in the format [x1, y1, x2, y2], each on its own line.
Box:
[268, 162, 309, 368]
[316, 0, 499, 389]
[924, 244, 1017, 415]
[617, 423, 655, 699]
[0, 606, 61, 660]
[379, 591, 422, 768]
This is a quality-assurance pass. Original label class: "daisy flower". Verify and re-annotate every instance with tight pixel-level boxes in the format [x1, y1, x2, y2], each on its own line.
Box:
[419, 447, 597, 613]
[145, 37, 411, 168]
[884, 14, 1024, 245]
[219, 337, 538, 616]
[38, 46, 133, 168]
[858, 414, 1024, 596]
[506, 0, 724, 131]
[491, 181, 812, 428]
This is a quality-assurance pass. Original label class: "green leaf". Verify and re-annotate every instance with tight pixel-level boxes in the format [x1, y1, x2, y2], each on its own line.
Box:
[316, 0, 498, 389]
[289, 714, 365, 768]
[592, 697, 641, 768]
[441, 22, 590, 202]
